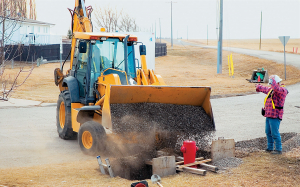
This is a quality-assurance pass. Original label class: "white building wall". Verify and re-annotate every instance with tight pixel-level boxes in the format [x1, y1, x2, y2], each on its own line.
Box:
[0, 19, 58, 45]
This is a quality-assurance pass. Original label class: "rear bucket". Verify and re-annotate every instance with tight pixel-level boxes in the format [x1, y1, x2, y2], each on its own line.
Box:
[101, 85, 215, 132]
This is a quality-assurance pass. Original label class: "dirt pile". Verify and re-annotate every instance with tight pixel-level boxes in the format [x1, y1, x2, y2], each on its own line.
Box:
[111, 103, 215, 150]
[235, 132, 299, 157]
[109, 103, 215, 179]
[111, 103, 215, 132]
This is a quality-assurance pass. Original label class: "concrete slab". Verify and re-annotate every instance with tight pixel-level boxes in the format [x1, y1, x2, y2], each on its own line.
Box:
[0, 98, 42, 108]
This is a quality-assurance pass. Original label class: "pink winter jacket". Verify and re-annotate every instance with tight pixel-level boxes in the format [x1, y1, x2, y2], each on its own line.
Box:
[256, 78, 288, 120]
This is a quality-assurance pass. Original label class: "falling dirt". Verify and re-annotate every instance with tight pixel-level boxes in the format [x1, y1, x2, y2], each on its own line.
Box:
[107, 103, 215, 179]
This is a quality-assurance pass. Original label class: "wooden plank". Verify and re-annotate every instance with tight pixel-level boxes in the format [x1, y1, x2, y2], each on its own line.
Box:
[176, 159, 211, 169]
[152, 156, 176, 177]
[176, 157, 204, 165]
[176, 156, 184, 162]
[182, 167, 206, 176]
[199, 163, 218, 172]
[211, 139, 235, 162]
[145, 160, 153, 165]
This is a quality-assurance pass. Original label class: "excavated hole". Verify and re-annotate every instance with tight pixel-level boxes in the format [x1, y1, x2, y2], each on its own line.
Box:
[108, 103, 215, 180]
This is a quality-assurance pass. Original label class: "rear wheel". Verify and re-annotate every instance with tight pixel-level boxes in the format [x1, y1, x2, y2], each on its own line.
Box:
[56, 90, 76, 139]
[78, 121, 107, 155]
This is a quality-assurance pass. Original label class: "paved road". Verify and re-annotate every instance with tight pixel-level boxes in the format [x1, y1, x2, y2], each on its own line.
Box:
[167, 39, 300, 69]
[1, 82, 299, 169]
[0, 105, 95, 169]
[166, 39, 300, 139]
[213, 82, 300, 140]
[1, 42, 299, 169]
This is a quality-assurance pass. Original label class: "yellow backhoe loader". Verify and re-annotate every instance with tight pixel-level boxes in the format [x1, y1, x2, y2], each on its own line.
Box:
[54, 0, 215, 155]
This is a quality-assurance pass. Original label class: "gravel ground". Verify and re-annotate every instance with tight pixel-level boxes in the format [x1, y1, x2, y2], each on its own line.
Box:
[234, 132, 300, 158]
[111, 103, 214, 132]
[110, 103, 215, 151]
[213, 157, 243, 170]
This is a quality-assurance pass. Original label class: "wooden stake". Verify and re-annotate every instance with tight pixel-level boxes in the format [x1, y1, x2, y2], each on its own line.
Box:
[176, 157, 204, 165]
[177, 159, 211, 170]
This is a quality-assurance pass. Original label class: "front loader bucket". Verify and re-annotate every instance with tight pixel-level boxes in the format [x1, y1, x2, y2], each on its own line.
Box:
[101, 85, 214, 132]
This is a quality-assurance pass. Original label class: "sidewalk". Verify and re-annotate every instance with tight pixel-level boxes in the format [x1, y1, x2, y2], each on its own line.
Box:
[0, 98, 56, 108]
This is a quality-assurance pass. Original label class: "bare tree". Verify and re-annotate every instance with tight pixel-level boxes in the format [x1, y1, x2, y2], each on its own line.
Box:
[0, 0, 36, 101]
[93, 5, 121, 32]
[119, 12, 138, 32]
[93, 5, 138, 32]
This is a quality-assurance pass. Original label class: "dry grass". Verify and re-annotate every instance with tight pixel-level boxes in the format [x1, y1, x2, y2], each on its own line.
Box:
[185, 38, 300, 54]
[155, 44, 300, 96]
[1, 62, 66, 103]
[3, 43, 300, 103]
[1, 152, 300, 187]
[285, 147, 300, 160]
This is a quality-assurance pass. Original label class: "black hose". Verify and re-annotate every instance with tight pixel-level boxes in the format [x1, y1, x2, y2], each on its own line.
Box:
[61, 49, 71, 72]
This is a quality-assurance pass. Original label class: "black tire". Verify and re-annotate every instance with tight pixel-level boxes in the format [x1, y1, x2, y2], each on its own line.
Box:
[56, 90, 76, 139]
[78, 121, 107, 155]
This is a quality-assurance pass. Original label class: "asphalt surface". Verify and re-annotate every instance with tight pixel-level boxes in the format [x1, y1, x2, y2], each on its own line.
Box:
[168, 39, 300, 69]
[1, 42, 299, 169]
[1, 82, 299, 169]
[0, 104, 94, 169]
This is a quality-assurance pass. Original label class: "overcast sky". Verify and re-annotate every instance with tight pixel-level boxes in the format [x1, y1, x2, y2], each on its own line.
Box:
[35, 0, 299, 39]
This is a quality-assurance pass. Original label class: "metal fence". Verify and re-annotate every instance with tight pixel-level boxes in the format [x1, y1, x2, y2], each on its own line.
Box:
[155, 42, 167, 57]
[5, 44, 71, 62]
[5, 42, 167, 62]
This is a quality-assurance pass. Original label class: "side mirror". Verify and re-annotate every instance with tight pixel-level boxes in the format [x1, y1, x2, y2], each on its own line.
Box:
[139, 45, 146, 55]
[79, 41, 87, 53]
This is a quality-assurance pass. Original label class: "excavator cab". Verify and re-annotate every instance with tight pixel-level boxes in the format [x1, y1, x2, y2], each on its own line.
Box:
[67, 35, 137, 105]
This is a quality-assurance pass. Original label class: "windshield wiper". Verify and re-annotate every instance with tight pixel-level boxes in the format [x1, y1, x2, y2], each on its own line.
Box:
[115, 51, 133, 69]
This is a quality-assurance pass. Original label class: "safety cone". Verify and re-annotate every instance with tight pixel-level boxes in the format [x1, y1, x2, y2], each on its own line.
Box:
[257, 76, 261, 82]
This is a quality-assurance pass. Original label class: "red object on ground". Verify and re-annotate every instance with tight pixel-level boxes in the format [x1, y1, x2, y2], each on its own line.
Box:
[135, 183, 147, 187]
[258, 76, 261, 82]
[180, 140, 199, 168]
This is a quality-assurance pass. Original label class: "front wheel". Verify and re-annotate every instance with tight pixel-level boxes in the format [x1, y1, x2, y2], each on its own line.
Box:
[78, 121, 107, 155]
[56, 90, 76, 139]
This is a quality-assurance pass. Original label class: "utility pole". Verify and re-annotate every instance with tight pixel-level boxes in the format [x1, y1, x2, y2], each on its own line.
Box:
[155, 21, 156, 41]
[171, 1, 173, 48]
[187, 26, 188, 40]
[159, 18, 161, 43]
[217, 0, 223, 74]
[1, 1, 6, 65]
[259, 11, 262, 50]
[167, 1, 177, 48]
[207, 25, 208, 45]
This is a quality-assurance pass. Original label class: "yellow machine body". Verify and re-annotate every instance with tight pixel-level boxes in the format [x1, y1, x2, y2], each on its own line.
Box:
[54, 0, 214, 155]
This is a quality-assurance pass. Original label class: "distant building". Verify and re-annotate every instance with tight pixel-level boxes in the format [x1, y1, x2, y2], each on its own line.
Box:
[0, 16, 61, 45]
